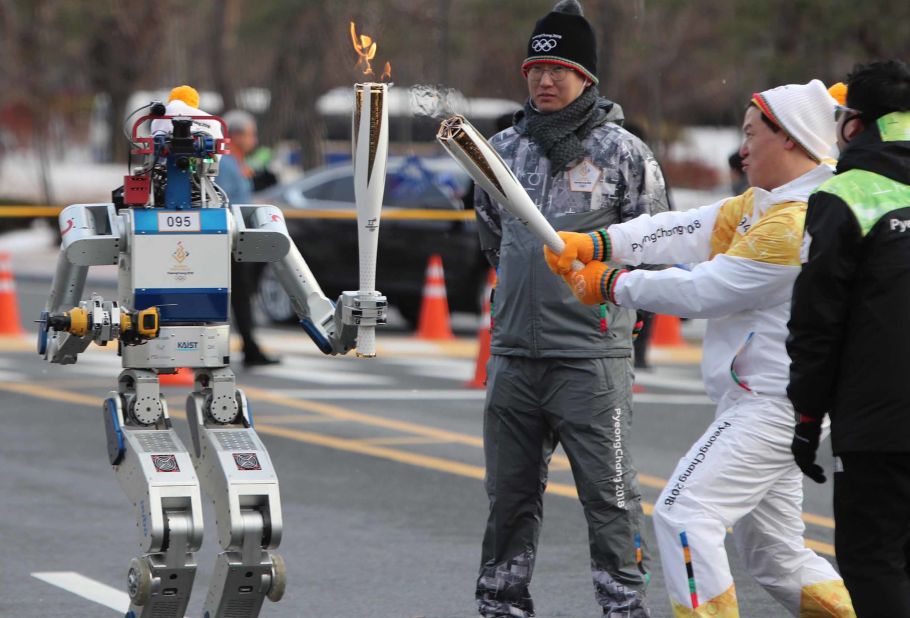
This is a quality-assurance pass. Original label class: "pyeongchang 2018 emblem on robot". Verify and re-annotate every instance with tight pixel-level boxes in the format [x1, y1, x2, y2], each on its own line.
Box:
[167, 240, 192, 281]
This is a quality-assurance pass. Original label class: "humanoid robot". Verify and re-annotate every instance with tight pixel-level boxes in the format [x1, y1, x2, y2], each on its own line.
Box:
[37, 90, 386, 618]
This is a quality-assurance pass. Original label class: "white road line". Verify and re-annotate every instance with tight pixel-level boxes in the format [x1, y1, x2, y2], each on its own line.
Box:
[255, 365, 395, 385]
[633, 372, 707, 393]
[407, 365, 474, 381]
[634, 393, 714, 405]
[0, 370, 28, 381]
[270, 388, 487, 400]
[65, 353, 123, 377]
[32, 571, 129, 613]
[66, 365, 120, 377]
[265, 389, 713, 404]
[255, 355, 395, 385]
[383, 357, 474, 368]
[356, 356, 475, 381]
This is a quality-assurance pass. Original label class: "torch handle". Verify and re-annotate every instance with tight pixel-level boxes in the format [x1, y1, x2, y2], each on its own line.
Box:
[356, 326, 376, 358]
[353, 83, 389, 358]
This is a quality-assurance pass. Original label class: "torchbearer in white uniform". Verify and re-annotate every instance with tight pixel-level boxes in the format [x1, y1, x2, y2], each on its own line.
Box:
[545, 81, 856, 617]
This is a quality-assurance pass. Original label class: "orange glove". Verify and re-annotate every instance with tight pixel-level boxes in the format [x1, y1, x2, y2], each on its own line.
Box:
[562, 260, 627, 305]
[543, 229, 611, 275]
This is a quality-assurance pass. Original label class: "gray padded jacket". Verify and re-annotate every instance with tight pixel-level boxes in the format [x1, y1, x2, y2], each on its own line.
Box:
[475, 98, 669, 358]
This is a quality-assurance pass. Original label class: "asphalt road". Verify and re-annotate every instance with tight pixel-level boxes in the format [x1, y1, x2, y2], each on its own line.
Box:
[0, 280, 840, 618]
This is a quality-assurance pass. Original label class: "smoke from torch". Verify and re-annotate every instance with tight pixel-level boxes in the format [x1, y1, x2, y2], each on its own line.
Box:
[409, 84, 466, 119]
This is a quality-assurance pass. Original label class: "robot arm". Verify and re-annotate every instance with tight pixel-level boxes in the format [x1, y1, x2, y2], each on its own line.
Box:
[41, 204, 124, 363]
[232, 204, 386, 355]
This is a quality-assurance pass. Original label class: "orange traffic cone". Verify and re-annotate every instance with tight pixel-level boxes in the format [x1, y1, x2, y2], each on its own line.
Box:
[0, 252, 24, 335]
[466, 268, 496, 388]
[159, 367, 195, 387]
[416, 254, 454, 340]
[650, 314, 684, 346]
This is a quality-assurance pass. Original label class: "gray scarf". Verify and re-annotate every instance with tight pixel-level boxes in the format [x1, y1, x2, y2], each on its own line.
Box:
[523, 86, 601, 174]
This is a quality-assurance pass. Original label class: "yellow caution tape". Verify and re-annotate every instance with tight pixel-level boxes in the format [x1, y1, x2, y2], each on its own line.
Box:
[0, 206, 475, 221]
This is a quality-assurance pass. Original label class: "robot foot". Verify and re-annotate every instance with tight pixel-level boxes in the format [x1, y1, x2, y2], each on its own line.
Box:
[200, 550, 285, 618]
[124, 553, 197, 618]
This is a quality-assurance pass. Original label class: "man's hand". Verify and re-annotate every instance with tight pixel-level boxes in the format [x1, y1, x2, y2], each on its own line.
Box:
[791, 416, 825, 483]
[562, 261, 626, 305]
[543, 230, 610, 275]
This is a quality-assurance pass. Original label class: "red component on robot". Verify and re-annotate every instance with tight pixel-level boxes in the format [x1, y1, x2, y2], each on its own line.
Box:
[123, 174, 151, 206]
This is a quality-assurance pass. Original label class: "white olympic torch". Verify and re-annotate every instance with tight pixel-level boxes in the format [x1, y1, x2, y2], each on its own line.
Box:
[352, 82, 389, 357]
[436, 115, 583, 271]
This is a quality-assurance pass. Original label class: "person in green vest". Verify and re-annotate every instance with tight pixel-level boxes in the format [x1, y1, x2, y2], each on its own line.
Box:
[787, 59, 910, 617]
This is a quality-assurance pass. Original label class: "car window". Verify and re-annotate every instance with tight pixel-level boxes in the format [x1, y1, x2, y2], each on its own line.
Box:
[302, 175, 355, 205]
[385, 159, 470, 210]
[386, 177, 454, 209]
[296, 162, 471, 211]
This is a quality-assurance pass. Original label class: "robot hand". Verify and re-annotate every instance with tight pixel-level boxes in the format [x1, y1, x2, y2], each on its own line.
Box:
[332, 291, 388, 354]
[298, 291, 387, 355]
[38, 294, 160, 362]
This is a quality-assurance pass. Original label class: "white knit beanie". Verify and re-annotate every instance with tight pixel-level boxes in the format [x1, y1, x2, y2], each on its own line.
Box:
[751, 79, 837, 161]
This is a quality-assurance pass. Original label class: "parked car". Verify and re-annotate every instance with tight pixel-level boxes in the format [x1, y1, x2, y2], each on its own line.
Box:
[254, 156, 488, 326]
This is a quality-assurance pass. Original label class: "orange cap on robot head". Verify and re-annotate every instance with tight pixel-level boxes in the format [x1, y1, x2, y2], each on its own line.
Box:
[168, 85, 200, 109]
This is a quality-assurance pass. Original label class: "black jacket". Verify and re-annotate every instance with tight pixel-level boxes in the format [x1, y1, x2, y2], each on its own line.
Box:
[787, 112, 910, 453]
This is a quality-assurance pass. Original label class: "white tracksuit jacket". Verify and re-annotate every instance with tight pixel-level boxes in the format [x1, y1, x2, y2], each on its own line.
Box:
[610, 164, 832, 403]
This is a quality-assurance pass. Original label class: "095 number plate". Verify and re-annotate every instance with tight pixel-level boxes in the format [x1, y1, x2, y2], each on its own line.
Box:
[157, 212, 201, 232]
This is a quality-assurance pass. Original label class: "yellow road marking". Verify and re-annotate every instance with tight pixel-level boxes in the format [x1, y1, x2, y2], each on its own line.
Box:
[45, 378, 117, 389]
[805, 538, 836, 556]
[352, 435, 452, 446]
[0, 381, 837, 554]
[255, 421, 488, 480]
[0, 337, 37, 352]
[243, 386, 485, 447]
[250, 413, 334, 424]
[0, 381, 100, 406]
[649, 345, 703, 364]
[802, 512, 836, 529]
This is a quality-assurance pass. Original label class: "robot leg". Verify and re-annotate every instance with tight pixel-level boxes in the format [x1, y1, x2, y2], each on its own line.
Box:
[104, 369, 204, 618]
[186, 367, 285, 618]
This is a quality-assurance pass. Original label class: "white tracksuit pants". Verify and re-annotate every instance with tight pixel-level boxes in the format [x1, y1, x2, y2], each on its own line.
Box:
[653, 391, 855, 617]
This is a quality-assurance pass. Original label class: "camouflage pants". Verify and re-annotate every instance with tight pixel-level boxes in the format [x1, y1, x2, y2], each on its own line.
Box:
[476, 355, 651, 617]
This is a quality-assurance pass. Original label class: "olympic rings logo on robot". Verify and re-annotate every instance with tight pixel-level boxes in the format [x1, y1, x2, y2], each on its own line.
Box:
[532, 38, 558, 52]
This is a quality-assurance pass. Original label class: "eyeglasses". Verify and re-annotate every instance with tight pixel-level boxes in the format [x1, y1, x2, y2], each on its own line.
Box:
[526, 65, 571, 82]
[835, 104, 860, 123]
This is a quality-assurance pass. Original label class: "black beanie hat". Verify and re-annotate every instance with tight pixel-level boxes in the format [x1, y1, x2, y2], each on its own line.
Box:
[522, 0, 598, 85]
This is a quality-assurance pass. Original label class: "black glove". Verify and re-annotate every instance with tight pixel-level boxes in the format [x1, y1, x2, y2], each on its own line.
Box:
[791, 416, 825, 483]
[632, 310, 646, 340]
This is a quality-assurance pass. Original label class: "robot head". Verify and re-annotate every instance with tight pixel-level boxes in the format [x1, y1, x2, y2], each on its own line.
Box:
[121, 90, 230, 210]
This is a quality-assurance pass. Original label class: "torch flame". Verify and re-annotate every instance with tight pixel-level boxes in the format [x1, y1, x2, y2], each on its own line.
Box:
[350, 21, 378, 76]
[350, 21, 392, 81]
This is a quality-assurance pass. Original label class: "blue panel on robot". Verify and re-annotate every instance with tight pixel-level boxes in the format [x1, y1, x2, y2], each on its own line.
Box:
[133, 208, 228, 234]
[135, 288, 229, 322]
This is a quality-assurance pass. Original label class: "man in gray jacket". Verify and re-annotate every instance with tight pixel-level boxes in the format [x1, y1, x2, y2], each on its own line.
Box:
[473, 2, 669, 616]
